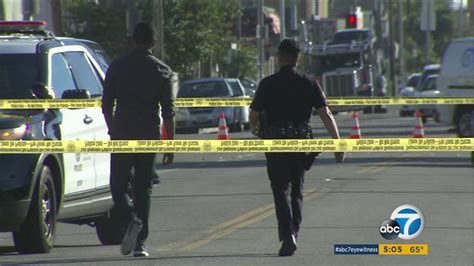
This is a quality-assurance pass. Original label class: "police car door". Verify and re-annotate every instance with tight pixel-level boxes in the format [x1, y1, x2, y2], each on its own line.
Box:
[48, 48, 96, 195]
[63, 50, 110, 192]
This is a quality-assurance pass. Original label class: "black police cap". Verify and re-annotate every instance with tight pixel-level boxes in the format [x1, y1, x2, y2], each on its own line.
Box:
[133, 22, 156, 45]
[278, 39, 301, 54]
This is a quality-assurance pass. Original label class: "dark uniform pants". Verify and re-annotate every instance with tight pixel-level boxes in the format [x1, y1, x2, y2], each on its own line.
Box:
[265, 153, 306, 242]
[110, 153, 156, 245]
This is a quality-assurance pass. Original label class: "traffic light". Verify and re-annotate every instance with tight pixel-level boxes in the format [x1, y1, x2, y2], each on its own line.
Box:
[345, 14, 357, 29]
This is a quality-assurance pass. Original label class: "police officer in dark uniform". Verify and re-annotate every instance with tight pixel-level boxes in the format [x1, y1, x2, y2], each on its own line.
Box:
[102, 22, 175, 257]
[249, 39, 345, 256]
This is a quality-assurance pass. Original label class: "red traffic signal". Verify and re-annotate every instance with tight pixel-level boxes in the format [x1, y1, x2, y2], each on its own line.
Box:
[345, 14, 357, 29]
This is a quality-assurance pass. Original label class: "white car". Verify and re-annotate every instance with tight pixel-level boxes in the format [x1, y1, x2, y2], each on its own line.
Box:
[0, 21, 123, 254]
[415, 75, 440, 123]
[399, 73, 421, 117]
[436, 37, 474, 137]
[175, 78, 251, 132]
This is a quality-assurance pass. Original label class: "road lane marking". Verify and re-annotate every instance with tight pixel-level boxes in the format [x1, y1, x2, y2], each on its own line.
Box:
[356, 154, 417, 174]
[156, 169, 180, 174]
[178, 209, 276, 251]
[156, 203, 274, 252]
[156, 188, 322, 252]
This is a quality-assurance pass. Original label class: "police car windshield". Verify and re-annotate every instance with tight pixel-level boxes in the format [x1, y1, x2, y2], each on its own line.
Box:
[0, 54, 40, 98]
[178, 81, 230, 98]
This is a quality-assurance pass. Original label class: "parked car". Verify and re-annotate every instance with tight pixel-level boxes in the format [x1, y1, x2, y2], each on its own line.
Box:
[240, 78, 257, 97]
[416, 74, 440, 123]
[399, 73, 421, 96]
[399, 65, 440, 117]
[399, 73, 424, 117]
[400, 74, 439, 123]
[0, 21, 124, 254]
[175, 78, 250, 132]
[416, 64, 440, 91]
[436, 37, 474, 137]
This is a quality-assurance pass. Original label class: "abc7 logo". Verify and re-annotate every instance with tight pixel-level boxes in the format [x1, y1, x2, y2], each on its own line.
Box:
[380, 204, 424, 240]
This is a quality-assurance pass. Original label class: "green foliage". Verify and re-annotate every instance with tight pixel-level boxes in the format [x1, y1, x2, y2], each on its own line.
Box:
[0, 2, 4, 20]
[63, 0, 258, 81]
[162, 0, 243, 80]
[218, 43, 257, 80]
[402, 0, 455, 73]
[64, 1, 127, 60]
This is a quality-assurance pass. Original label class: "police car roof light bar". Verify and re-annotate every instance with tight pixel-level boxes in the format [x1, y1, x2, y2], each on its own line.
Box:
[0, 20, 55, 39]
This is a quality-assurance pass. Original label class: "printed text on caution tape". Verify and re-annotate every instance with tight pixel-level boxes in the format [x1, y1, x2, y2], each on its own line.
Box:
[0, 138, 472, 153]
[0, 97, 473, 109]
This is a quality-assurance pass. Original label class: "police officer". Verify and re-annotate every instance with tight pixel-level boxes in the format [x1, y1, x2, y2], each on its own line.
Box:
[102, 22, 175, 257]
[249, 39, 345, 256]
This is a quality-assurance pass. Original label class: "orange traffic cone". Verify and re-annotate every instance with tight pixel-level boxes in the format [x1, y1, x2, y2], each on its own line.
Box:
[350, 111, 362, 139]
[161, 121, 168, 140]
[413, 111, 425, 138]
[217, 112, 230, 140]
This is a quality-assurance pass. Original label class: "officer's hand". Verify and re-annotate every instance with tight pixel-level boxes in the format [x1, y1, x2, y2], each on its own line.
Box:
[163, 153, 174, 165]
[334, 152, 345, 163]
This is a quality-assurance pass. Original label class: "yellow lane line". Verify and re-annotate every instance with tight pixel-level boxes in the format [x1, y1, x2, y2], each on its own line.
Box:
[178, 188, 324, 252]
[155, 204, 274, 252]
[157, 188, 322, 252]
[356, 154, 417, 174]
[178, 209, 276, 251]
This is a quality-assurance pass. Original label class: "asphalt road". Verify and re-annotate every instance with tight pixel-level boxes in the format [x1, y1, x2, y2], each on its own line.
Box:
[1, 107, 473, 266]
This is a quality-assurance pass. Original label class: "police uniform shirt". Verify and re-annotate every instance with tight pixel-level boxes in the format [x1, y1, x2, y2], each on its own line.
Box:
[102, 47, 175, 140]
[250, 65, 327, 125]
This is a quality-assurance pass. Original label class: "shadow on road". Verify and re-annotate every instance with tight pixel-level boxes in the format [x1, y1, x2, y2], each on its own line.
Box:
[151, 192, 272, 199]
[0, 246, 17, 255]
[0, 253, 276, 265]
[168, 156, 471, 169]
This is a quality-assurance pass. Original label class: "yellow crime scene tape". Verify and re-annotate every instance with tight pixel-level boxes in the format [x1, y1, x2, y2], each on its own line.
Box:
[0, 138, 472, 153]
[0, 97, 473, 109]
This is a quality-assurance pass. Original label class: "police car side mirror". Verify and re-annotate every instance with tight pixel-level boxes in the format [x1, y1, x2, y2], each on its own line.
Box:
[62, 89, 91, 99]
[31, 82, 52, 99]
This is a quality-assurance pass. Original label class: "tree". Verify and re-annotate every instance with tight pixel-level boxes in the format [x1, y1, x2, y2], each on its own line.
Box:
[64, 0, 257, 80]
[402, 0, 455, 73]
[219, 44, 257, 79]
[64, 0, 127, 60]
[161, 0, 242, 80]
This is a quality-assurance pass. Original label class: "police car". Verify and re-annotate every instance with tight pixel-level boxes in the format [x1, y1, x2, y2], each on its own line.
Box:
[0, 21, 124, 253]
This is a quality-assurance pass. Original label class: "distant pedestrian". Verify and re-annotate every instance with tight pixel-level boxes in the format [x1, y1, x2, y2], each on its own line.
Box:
[102, 22, 175, 257]
[249, 39, 345, 256]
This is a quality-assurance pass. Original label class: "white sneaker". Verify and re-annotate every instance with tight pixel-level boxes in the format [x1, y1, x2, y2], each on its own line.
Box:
[133, 244, 150, 257]
[120, 219, 142, 255]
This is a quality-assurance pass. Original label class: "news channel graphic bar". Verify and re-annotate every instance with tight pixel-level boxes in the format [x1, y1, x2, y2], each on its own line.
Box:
[334, 244, 428, 255]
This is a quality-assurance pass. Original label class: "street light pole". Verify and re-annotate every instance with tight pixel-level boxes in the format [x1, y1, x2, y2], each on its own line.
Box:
[399, 0, 405, 90]
[280, 0, 285, 42]
[257, 0, 264, 81]
[154, 0, 165, 60]
[388, 0, 395, 96]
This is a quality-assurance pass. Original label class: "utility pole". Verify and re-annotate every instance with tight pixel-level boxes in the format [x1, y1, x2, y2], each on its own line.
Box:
[388, 0, 395, 96]
[257, 0, 264, 81]
[457, 0, 464, 37]
[399, 0, 405, 90]
[280, 0, 285, 42]
[290, 0, 297, 35]
[153, 0, 165, 60]
[374, 0, 383, 70]
[421, 0, 435, 65]
[51, 0, 62, 35]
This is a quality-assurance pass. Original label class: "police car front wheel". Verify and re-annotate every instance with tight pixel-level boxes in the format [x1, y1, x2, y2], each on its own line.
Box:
[13, 165, 57, 254]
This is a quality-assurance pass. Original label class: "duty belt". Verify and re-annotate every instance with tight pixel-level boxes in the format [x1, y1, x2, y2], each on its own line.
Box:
[267, 122, 312, 139]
